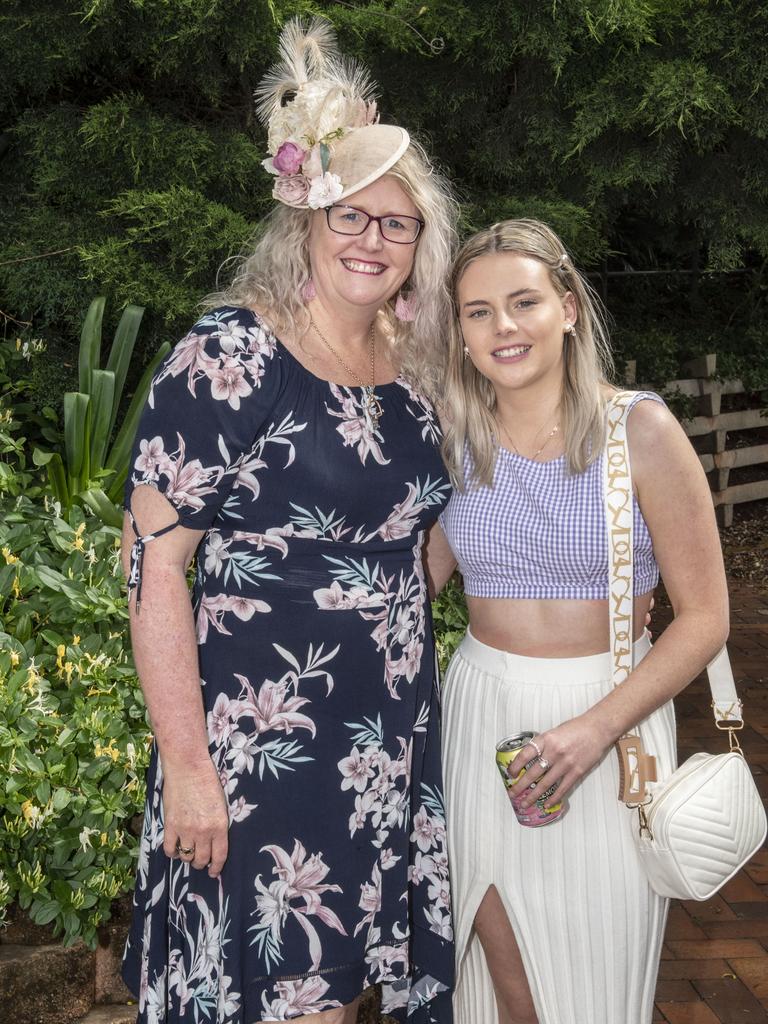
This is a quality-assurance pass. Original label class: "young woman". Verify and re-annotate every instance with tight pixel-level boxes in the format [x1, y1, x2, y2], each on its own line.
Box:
[424, 219, 729, 1024]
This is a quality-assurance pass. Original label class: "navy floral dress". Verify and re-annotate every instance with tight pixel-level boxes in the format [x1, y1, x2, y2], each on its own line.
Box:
[122, 307, 454, 1023]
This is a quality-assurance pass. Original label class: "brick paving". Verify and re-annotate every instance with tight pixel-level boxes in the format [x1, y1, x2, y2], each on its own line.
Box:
[652, 580, 768, 1023]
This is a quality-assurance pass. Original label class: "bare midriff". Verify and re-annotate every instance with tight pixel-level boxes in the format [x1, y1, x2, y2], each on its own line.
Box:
[466, 592, 655, 659]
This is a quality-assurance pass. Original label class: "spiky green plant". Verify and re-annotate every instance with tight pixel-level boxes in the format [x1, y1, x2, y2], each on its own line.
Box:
[33, 298, 170, 527]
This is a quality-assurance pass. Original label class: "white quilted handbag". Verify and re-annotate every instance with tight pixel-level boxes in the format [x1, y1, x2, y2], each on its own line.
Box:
[604, 393, 767, 902]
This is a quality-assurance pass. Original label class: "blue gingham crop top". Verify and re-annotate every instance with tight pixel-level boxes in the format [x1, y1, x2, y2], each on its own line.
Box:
[439, 392, 663, 600]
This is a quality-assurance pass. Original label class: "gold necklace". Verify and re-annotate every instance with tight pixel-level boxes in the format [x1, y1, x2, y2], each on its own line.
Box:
[309, 315, 383, 430]
[498, 417, 560, 460]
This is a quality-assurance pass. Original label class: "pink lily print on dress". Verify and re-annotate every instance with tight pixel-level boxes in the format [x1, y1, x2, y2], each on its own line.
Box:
[354, 862, 382, 938]
[149, 330, 218, 402]
[205, 643, 338, 825]
[196, 594, 271, 645]
[325, 383, 390, 466]
[396, 377, 442, 445]
[160, 870, 242, 1022]
[314, 539, 427, 699]
[250, 840, 348, 972]
[223, 413, 307, 514]
[363, 475, 450, 544]
[261, 976, 342, 1020]
[149, 310, 275, 406]
[340, 716, 411, 850]
[131, 432, 224, 513]
[409, 785, 453, 943]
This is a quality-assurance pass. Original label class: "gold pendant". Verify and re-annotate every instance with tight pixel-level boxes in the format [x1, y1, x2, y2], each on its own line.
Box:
[362, 387, 383, 430]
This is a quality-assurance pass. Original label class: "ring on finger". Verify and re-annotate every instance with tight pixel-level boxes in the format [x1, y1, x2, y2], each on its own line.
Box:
[538, 757, 551, 770]
[176, 841, 195, 857]
[527, 739, 543, 758]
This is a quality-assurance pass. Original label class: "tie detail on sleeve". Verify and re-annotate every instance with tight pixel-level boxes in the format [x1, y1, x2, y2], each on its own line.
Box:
[127, 508, 181, 612]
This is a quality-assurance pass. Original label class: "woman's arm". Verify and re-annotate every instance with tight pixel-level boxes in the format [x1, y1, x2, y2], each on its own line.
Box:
[423, 521, 458, 599]
[511, 399, 729, 806]
[121, 484, 229, 877]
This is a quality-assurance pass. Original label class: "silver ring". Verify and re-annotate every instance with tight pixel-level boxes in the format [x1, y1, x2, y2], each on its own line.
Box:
[538, 757, 551, 770]
[527, 739, 543, 758]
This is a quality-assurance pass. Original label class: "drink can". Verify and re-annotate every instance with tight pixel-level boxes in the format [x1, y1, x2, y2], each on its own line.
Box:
[495, 732, 566, 827]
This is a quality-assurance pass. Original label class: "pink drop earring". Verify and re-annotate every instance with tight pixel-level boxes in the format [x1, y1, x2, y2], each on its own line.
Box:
[394, 291, 417, 322]
[302, 278, 317, 302]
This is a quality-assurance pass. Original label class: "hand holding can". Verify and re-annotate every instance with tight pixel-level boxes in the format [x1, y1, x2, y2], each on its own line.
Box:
[495, 732, 567, 827]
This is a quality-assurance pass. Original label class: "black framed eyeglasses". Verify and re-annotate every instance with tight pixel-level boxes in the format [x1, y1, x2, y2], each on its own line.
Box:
[325, 204, 424, 244]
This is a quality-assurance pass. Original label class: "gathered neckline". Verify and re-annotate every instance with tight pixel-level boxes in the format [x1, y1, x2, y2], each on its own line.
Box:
[274, 336, 406, 390]
[496, 444, 566, 467]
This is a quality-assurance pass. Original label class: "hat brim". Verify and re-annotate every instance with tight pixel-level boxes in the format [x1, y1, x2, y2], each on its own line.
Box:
[335, 124, 411, 201]
[277, 124, 411, 210]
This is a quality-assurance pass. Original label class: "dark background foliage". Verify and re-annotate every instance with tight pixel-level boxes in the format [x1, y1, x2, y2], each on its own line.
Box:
[3, 0, 768, 409]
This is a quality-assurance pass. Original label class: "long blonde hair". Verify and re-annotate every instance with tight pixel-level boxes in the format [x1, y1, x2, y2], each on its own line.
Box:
[441, 219, 615, 489]
[205, 138, 458, 397]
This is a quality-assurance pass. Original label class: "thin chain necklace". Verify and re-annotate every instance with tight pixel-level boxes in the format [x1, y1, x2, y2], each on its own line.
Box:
[309, 315, 383, 430]
[497, 417, 560, 461]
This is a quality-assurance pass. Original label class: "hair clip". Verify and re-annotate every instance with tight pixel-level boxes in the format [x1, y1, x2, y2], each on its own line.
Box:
[557, 253, 569, 269]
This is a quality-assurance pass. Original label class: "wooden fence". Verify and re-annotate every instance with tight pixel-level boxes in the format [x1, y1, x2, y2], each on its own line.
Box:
[626, 354, 768, 526]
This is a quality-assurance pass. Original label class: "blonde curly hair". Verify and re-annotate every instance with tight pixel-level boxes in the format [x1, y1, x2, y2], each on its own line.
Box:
[204, 138, 458, 398]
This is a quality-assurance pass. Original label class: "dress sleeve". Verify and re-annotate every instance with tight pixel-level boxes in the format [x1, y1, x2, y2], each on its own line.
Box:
[123, 306, 282, 607]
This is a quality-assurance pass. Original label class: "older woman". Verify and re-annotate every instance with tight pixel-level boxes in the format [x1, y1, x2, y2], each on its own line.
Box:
[120, 20, 457, 1024]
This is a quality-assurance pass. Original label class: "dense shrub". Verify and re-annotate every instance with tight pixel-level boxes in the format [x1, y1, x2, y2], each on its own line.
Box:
[0, 378, 149, 946]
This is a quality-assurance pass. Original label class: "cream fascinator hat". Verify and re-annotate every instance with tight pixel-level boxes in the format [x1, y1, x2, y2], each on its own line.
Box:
[256, 17, 410, 210]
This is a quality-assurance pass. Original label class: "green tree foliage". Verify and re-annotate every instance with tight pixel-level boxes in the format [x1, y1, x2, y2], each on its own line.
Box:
[2, 1, 768, 381]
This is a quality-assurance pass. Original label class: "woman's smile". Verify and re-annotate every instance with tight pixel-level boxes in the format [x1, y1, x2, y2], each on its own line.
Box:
[491, 343, 532, 362]
[340, 258, 387, 275]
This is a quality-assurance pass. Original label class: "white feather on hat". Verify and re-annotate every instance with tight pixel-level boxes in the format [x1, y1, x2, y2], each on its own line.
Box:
[256, 17, 409, 210]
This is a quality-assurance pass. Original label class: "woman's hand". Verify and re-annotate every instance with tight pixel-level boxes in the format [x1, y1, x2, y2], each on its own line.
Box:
[645, 595, 655, 636]
[507, 716, 611, 809]
[162, 757, 230, 877]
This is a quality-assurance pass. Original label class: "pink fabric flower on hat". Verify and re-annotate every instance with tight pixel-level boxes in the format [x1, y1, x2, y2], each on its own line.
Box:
[272, 140, 306, 175]
[273, 174, 311, 206]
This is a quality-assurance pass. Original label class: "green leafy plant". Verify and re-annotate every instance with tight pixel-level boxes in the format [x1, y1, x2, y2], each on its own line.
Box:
[432, 575, 468, 675]
[33, 297, 170, 527]
[0, 336, 59, 452]
[0, 409, 149, 946]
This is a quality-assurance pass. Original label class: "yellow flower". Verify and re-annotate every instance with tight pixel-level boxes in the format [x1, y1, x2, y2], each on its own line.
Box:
[2, 547, 19, 565]
[21, 800, 40, 827]
[9, 651, 19, 668]
[12, 576, 21, 599]
[56, 644, 66, 671]
[73, 635, 81, 645]
[94, 739, 120, 762]
[64, 662, 74, 685]
[71, 523, 86, 552]
[100, 832, 109, 846]
[25, 665, 39, 693]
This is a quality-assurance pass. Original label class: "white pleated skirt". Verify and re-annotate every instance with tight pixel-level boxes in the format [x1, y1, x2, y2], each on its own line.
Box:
[442, 629, 677, 1024]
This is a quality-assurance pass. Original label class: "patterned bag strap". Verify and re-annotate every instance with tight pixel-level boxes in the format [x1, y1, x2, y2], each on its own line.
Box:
[604, 391, 636, 687]
[603, 392, 744, 744]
